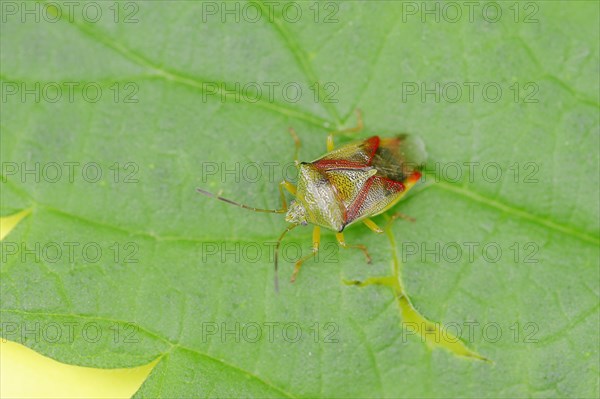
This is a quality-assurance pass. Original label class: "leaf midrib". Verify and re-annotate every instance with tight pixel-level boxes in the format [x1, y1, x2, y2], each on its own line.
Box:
[2, 175, 597, 247]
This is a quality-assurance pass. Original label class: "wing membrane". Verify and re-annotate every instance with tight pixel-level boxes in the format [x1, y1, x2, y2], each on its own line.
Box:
[371, 135, 426, 181]
[346, 135, 426, 226]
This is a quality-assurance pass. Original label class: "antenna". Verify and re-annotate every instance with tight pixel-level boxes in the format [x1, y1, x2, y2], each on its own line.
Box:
[198, 187, 297, 291]
[196, 188, 286, 214]
[274, 223, 299, 292]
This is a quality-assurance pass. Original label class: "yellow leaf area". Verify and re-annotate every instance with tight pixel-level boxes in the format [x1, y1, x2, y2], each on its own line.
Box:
[345, 216, 490, 362]
[0, 210, 157, 398]
[0, 209, 31, 241]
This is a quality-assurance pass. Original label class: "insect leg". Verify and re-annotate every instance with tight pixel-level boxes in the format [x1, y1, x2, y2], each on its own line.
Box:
[291, 225, 321, 283]
[278, 180, 297, 211]
[326, 134, 335, 152]
[288, 127, 301, 163]
[335, 232, 372, 264]
[274, 223, 300, 292]
[280, 180, 296, 195]
[363, 218, 384, 233]
[385, 212, 416, 229]
[327, 109, 364, 152]
[339, 108, 364, 134]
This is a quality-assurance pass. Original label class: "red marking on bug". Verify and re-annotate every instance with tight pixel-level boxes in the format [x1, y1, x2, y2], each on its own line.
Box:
[381, 176, 405, 192]
[407, 171, 422, 184]
[346, 176, 376, 223]
[364, 136, 380, 165]
[314, 159, 367, 169]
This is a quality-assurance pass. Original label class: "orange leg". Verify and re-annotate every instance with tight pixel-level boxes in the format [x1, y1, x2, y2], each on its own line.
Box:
[363, 218, 384, 233]
[327, 109, 364, 151]
[385, 212, 416, 229]
[336, 231, 372, 264]
[291, 226, 321, 283]
[288, 127, 301, 163]
[278, 180, 296, 212]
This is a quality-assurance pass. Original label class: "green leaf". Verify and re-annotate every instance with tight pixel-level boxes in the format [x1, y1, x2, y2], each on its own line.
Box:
[1, 1, 598, 397]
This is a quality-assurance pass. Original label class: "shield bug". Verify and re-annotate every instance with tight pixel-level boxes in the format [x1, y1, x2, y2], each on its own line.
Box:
[198, 111, 427, 290]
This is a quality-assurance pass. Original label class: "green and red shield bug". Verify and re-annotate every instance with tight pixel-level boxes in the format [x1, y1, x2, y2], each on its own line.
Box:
[197, 111, 427, 290]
